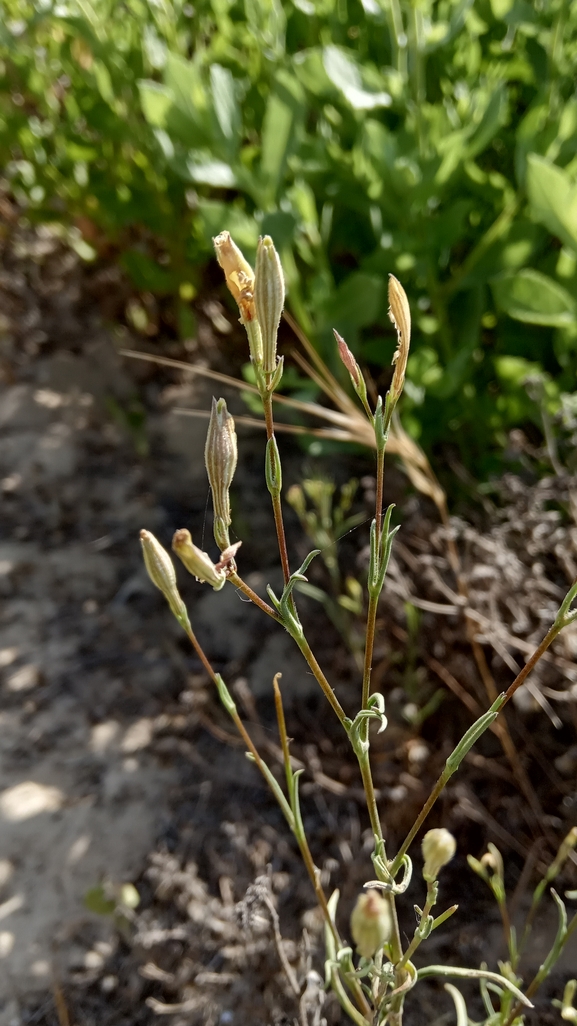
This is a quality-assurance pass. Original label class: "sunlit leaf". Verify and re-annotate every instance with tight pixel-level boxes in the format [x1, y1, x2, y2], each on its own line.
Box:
[491, 269, 575, 326]
[323, 46, 391, 110]
[526, 154, 577, 253]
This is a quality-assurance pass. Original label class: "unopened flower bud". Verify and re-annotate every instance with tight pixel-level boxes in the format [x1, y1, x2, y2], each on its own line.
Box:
[172, 529, 227, 591]
[334, 329, 369, 412]
[140, 529, 188, 624]
[350, 890, 392, 959]
[255, 235, 285, 375]
[334, 330, 360, 386]
[422, 828, 456, 882]
[205, 397, 238, 550]
[388, 274, 411, 404]
[214, 232, 262, 364]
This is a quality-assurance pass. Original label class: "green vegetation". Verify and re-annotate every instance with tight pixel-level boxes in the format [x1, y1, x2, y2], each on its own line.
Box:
[2, 0, 577, 477]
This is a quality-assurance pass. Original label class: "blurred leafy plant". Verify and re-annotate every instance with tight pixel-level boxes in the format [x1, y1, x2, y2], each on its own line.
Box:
[2, 0, 577, 477]
[287, 474, 366, 662]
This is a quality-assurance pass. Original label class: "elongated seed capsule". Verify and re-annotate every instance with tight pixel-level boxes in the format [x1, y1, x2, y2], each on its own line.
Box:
[350, 890, 392, 959]
[140, 529, 188, 623]
[422, 828, 456, 882]
[172, 529, 227, 591]
[205, 397, 238, 550]
[388, 274, 411, 403]
[255, 235, 285, 375]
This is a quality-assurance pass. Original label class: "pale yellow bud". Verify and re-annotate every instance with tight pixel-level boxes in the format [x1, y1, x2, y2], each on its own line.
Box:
[388, 275, 411, 403]
[172, 529, 227, 591]
[205, 397, 238, 550]
[255, 235, 285, 375]
[140, 529, 187, 623]
[422, 828, 456, 882]
[350, 890, 392, 959]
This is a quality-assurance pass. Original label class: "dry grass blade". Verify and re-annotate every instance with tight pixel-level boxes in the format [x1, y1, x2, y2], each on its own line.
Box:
[120, 330, 447, 518]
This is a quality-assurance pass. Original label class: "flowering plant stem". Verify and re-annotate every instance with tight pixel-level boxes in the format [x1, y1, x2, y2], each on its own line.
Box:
[139, 236, 577, 1025]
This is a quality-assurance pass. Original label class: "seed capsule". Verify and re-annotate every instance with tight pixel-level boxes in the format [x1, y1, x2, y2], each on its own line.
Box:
[350, 890, 392, 959]
[140, 529, 188, 622]
[172, 529, 227, 591]
[255, 235, 285, 375]
[422, 828, 456, 882]
[205, 397, 238, 550]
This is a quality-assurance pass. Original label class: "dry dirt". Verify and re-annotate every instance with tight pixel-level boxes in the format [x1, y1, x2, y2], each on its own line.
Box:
[0, 224, 576, 1026]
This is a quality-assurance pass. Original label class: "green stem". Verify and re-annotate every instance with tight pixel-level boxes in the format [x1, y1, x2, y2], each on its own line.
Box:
[358, 750, 383, 842]
[231, 573, 349, 728]
[385, 0, 407, 80]
[502, 623, 560, 706]
[397, 882, 437, 971]
[273, 679, 373, 1022]
[294, 632, 348, 726]
[262, 391, 291, 587]
[362, 444, 385, 709]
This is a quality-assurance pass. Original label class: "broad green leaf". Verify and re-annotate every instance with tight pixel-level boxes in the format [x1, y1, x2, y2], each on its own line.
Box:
[94, 62, 115, 106]
[432, 286, 484, 399]
[292, 48, 332, 95]
[260, 210, 297, 250]
[138, 80, 173, 128]
[197, 199, 259, 254]
[465, 86, 508, 160]
[164, 53, 207, 125]
[210, 64, 240, 143]
[184, 151, 236, 187]
[260, 70, 304, 204]
[322, 46, 391, 110]
[491, 269, 575, 326]
[325, 272, 384, 336]
[526, 154, 577, 252]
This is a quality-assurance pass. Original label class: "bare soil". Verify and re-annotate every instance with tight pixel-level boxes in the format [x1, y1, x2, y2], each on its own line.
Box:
[0, 222, 576, 1026]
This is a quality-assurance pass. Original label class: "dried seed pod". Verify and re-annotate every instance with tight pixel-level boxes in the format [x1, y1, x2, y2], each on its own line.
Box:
[255, 235, 285, 375]
[388, 274, 411, 403]
[140, 529, 188, 622]
[350, 890, 392, 959]
[422, 828, 456, 882]
[205, 397, 238, 550]
[172, 529, 227, 591]
[213, 231, 263, 364]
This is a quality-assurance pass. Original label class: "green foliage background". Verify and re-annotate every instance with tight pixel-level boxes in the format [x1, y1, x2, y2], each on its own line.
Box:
[1, 0, 577, 478]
